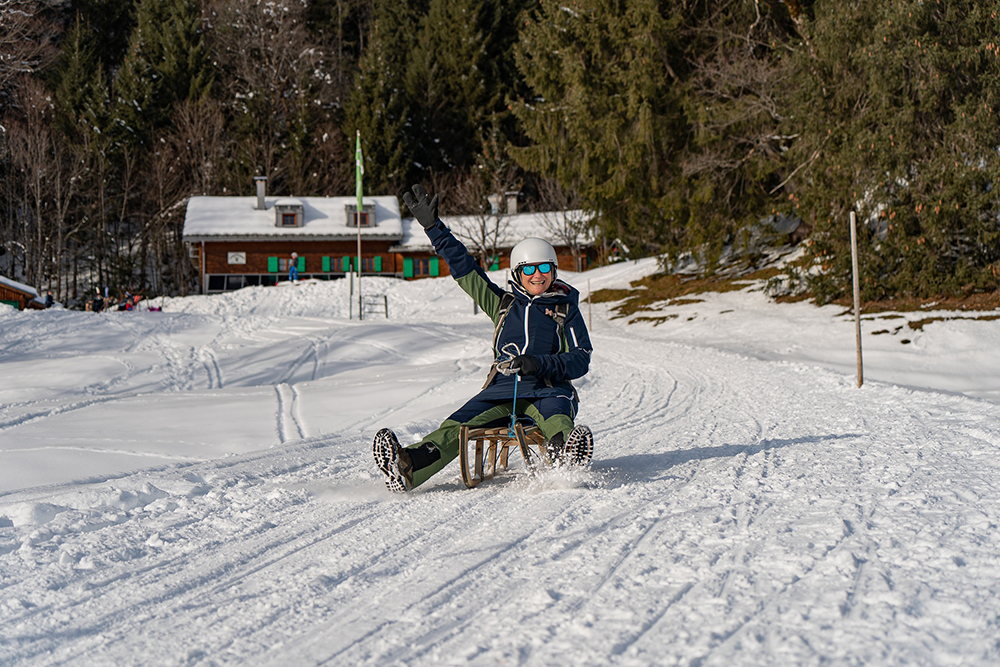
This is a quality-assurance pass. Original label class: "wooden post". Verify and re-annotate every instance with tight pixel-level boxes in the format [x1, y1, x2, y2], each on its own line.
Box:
[850, 211, 863, 388]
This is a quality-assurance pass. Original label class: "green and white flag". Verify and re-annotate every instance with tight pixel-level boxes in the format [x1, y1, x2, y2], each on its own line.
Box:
[355, 130, 364, 214]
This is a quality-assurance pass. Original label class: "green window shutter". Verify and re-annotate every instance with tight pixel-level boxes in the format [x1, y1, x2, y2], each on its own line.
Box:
[342, 256, 350, 272]
[267, 256, 278, 273]
[374, 256, 382, 272]
[489, 255, 499, 271]
[403, 257, 414, 278]
[297, 256, 305, 271]
[430, 257, 440, 277]
[322, 256, 330, 272]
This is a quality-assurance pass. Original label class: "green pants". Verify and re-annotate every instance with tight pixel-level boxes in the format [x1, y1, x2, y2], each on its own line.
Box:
[408, 396, 576, 488]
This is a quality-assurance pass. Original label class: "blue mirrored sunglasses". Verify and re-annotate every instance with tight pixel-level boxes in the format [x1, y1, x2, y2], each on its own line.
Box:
[521, 262, 553, 276]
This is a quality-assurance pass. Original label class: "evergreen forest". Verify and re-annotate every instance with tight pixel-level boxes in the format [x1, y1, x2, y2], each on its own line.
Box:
[1, 0, 999, 305]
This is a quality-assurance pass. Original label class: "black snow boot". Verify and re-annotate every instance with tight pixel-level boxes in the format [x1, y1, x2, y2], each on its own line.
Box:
[564, 425, 593, 466]
[373, 428, 413, 492]
[546, 432, 566, 464]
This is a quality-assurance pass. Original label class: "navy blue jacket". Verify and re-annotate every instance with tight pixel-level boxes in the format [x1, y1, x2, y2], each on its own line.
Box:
[425, 221, 593, 401]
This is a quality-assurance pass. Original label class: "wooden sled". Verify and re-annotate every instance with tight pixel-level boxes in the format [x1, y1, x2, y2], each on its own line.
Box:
[459, 423, 550, 488]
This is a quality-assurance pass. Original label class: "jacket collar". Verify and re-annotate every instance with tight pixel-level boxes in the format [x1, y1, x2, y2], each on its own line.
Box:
[508, 278, 573, 301]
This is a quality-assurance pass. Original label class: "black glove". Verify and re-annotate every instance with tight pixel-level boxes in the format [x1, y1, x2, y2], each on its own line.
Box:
[402, 184, 439, 230]
[510, 355, 540, 377]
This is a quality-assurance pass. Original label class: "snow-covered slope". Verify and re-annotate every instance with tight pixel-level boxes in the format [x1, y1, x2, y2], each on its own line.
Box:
[1, 263, 999, 665]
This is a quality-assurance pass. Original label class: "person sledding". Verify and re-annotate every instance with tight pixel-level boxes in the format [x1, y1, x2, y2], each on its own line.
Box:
[373, 184, 594, 492]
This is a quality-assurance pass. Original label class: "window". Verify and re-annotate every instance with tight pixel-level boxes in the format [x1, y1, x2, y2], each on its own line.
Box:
[274, 200, 304, 227]
[403, 257, 438, 277]
[345, 204, 376, 227]
[360, 257, 383, 272]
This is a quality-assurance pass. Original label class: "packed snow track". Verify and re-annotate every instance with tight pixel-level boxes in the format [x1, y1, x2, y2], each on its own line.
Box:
[1, 267, 999, 665]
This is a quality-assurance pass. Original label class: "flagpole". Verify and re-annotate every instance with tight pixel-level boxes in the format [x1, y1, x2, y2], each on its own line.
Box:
[355, 130, 363, 321]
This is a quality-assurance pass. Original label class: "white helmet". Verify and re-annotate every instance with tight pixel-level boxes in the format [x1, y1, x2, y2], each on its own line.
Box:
[510, 238, 558, 275]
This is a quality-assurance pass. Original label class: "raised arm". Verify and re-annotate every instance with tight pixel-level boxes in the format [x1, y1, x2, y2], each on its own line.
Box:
[403, 184, 505, 319]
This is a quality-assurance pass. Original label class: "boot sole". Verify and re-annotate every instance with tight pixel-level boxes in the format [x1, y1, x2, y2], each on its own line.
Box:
[566, 425, 594, 466]
[373, 428, 410, 492]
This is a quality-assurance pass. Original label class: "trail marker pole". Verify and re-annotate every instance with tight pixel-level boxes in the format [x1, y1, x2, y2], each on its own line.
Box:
[850, 210, 864, 388]
[355, 130, 364, 321]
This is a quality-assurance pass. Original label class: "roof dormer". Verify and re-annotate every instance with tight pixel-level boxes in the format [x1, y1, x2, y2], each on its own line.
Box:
[346, 203, 376, 228]
[275, 198, 304, 228]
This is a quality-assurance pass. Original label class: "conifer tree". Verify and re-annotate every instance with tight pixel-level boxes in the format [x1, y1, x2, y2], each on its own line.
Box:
[787, 0, 1000, 301]
[345, 0, 425, 194]
[51, 15, 101, 142]
[477, 0, 535, 138]
[113, 0, 213, 148]
[405, 0, 489, 174]
[112, 27, 156, 148]
[513, 0, 687, 255]
[157, 0, 213, 104]
[70, 0, 139, 71]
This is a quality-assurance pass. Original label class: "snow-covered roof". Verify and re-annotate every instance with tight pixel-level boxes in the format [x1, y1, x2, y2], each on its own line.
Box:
[0, 274, 39, 297]
[394, 210, 595, 250]
[183, 196, 402, 241]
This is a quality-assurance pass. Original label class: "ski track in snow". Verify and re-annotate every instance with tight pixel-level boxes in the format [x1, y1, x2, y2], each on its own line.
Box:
[0, 273, 999, 665]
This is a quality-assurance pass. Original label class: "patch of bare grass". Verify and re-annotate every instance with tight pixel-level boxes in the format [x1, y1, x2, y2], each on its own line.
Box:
[591, 267, 780, 318]
[834, 292, 1000, 314]
[907, 314, 1000, 331]
[590, 255, 999, 323]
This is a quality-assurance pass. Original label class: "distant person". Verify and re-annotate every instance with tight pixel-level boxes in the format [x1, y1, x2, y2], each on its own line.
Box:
[45, 291, 54, 308]
[289, 252, 299, 282]
[372, 184, 594, 492]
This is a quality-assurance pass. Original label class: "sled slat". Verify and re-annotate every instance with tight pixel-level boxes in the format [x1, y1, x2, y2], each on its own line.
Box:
[474, 438, 484, 482]
[460, 424, 549, 489]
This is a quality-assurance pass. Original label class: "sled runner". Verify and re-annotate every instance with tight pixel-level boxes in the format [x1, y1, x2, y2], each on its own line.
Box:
[458, 422, 550, 488]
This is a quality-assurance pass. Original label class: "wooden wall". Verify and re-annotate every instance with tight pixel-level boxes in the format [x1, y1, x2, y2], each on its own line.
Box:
[202, 239, 399, 275]
[194, 238, 596, 292]
[0, 283, 41, 310]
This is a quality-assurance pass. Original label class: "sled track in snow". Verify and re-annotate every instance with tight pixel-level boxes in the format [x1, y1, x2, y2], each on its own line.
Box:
[4, 303, 1000, 665]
